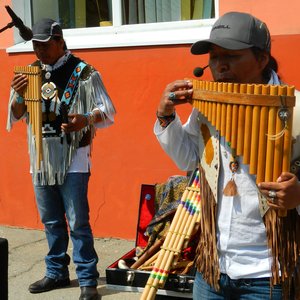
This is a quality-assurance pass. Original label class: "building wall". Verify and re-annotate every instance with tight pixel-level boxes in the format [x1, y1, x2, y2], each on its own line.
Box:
[220, 1, 300, 35]
[0, 0, 13, 49]
[0, 1, 299, 239]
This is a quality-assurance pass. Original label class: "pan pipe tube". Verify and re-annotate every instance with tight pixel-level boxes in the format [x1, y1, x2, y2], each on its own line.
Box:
[249, 85, 262, 175]
[265, 105, 276, 182]
[256, 85, 270, 183]
[138, 251, 160, 270]
[140, 170, 201, 300]
[281, 86, 294, 172]
[243, 84, 254, 164]
[14, 66, 42, 170]
[131, 238, 165, 270]
[236, 84, 247, 156]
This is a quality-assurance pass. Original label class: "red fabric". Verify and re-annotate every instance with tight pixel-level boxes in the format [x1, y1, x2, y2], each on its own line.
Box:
[136, 185, 155, 247]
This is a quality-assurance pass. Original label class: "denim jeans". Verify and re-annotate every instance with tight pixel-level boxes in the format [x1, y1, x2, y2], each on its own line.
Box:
[193, 271, 283, 300]
[33, 172, 99, 287]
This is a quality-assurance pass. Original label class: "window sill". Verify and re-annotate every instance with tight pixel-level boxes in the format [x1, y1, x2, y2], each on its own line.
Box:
[6, 19, 214, 53]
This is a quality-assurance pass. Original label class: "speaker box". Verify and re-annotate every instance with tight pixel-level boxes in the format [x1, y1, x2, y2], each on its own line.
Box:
[0, 238, 8, 300]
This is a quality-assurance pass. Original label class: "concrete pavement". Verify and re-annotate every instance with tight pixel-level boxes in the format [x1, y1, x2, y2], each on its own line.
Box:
[0, 225, 141, 300]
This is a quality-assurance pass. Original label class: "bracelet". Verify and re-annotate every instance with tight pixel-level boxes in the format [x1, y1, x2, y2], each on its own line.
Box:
[84, 111, 96, 126]
[16, 95, 24, 104]
[156, 111, 176, 128]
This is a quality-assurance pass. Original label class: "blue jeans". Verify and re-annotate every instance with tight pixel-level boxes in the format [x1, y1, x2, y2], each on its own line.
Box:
[193, 271, 283, 300]
[33, 173, 99, 287]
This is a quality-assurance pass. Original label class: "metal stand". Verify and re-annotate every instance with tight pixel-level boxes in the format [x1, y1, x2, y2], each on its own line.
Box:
[0, 21, 14, 34]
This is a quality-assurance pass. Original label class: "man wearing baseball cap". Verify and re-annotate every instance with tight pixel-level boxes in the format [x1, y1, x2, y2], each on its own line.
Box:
[31, 18, 63, 42]
[8, 18, 116, 300]
[191, 11, 271, 54]
[154, 11, 300, 299]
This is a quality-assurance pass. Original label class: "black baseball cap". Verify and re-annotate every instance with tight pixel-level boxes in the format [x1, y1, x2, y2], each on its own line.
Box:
[32, 18, 63, 42]
[191, 12, 271, 55]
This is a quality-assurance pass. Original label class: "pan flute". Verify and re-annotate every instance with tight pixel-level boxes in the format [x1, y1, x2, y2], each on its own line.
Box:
[140, 169, 201, 300]
[191, 79, 295, 184]
[14, 66, 43, 170]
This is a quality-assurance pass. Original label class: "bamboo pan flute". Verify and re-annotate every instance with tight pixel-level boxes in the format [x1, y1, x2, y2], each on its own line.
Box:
[14, 66, 43, 170]
[191, 79, 295, 184]
[140, 169, 201, 300]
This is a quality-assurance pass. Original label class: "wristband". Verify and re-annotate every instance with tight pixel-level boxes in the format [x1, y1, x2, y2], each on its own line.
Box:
[84, 111, 96, 126]
[16, 95, 24, 104]
[156, 111, 176, 128]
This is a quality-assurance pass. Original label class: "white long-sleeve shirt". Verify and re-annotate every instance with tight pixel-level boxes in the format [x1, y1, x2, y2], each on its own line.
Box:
[154, 73, 300, 279]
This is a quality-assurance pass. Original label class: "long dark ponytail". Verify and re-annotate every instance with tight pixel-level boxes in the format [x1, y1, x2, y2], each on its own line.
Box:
[251, 47, 279, 82]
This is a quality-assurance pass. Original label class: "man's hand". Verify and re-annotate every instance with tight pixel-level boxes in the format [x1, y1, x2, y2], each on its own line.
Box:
[11, 73, 28, 96]
[157, 80, 193, 117]
[61, 113, 87, 133]
[11, 73, 28, 119]
[258, 172, 300, 210]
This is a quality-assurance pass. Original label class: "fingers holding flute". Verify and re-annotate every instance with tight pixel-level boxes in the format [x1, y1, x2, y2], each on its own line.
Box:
[258, 172, 300, 210]
[11, 73, 28, 96]
[157, 80, 193, 117]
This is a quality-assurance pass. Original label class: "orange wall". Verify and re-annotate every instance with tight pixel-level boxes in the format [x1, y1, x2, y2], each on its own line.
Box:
[1, 35, 300, 240]
[0, 0, 300, 240]
[0, 0, 13, 49]
[0, 46, 207, 239]
[220, 0, 300, 35]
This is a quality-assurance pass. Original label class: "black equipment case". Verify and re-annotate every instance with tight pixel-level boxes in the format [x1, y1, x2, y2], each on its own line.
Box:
[0, 237, 8, 300]
[106, 184, 195, 299]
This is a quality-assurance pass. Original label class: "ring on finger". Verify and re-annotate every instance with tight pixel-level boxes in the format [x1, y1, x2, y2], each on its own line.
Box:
[268, 190, 277, 199]
[168, 92, 176, 102]
[268, 190, 277, 203]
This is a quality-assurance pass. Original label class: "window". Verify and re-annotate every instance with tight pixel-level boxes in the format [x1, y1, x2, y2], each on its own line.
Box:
[8, 0, 218, 53]
[122, 0, 215, 25]
[31, 0, 113, 29]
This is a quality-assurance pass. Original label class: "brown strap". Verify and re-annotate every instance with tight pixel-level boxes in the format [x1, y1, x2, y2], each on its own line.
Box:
[78, 130, 91, 148]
